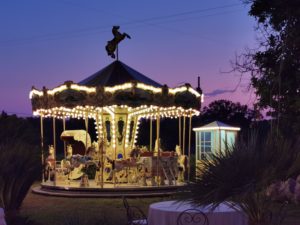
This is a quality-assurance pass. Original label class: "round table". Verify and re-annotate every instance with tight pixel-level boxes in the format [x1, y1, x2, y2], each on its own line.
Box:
[148, 200, 247, 225]
[0, 208, 6, 225]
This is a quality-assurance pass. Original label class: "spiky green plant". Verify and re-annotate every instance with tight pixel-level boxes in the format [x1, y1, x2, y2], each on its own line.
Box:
[182, 130, 300, 225]
[0, 140, 41, 214]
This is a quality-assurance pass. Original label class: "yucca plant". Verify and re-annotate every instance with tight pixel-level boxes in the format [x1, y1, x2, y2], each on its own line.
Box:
[181, 130, 300, 225]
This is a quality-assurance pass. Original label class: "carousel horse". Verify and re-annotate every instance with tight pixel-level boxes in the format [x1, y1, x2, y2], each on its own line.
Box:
[68, 151, 99, 180]
[175, 145, 188, 182]
[105, 147, 143, 182]
[105, 26, 131, 58]
[60, 144, 73, 169]
[138, 150, 178, 186]
[44, 145, 55, 181]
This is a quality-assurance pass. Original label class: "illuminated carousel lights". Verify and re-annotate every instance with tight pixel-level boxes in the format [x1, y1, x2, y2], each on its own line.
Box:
[70, 84, 96, 93]
[103, 107, 116, 148]
[94, 118, 103, 141]
[169, 86, 186, 94]
[124, 115, 132, 148]
[30, 81, 203, 101]
[169, 86, 201, 98]
[29, 89, 43, 99]
[136, 83, 161, 93]
[47, 85, 67, 95]
[129, 106, 198, 117]
[104, 83, 133, 93]
[133, 116, 141, 144]
[33, 106, 111, 119]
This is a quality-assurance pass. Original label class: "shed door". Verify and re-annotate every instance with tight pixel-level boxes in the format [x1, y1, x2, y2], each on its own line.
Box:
[200, 131, 213, 160]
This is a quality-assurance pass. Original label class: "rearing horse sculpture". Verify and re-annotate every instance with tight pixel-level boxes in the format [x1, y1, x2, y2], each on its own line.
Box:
[105, 26, 131, 59]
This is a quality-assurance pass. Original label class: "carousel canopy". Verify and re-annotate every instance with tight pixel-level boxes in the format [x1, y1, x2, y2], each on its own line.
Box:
[29, 61, 203, 118]
[79, 60, 162, 87]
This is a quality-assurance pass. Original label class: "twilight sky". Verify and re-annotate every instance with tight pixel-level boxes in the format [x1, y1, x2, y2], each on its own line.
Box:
[0, 0, 257, 116]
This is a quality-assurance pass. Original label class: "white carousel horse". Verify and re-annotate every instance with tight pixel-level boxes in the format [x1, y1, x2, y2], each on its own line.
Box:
[44, 145, 55, 182]
[60, 144, 73, 170]
[175, 145, 188, 182]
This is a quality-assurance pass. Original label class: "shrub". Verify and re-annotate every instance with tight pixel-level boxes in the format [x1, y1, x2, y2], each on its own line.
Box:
[0, 140, 41, 213]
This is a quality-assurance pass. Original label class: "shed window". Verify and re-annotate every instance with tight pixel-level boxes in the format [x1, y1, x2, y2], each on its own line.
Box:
[200, 132, 212, 160]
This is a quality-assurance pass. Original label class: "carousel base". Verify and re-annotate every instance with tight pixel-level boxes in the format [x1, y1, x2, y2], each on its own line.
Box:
[32, 180, 186, 198]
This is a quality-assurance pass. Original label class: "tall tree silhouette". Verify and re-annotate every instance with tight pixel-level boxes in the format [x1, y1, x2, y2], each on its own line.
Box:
[199, 100, 258, 129]
[233, 0, 300, 134]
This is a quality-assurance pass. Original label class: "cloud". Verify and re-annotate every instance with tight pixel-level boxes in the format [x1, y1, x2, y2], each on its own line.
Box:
[205, 88, 236, 97]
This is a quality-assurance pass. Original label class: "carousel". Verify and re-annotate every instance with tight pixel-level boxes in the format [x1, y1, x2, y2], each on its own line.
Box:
[30, 28, 203, 197]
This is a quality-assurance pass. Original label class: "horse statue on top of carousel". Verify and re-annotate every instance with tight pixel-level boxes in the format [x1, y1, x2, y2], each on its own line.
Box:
[105, 26, 131, 59]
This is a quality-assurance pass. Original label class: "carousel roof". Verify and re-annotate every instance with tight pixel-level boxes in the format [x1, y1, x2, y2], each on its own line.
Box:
[29, 60, 203, 118]
[79, 60, 162, 87]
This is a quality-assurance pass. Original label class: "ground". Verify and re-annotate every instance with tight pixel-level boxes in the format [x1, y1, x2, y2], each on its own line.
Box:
[19, 184, 300, 225]
[21, 184, 172, 225]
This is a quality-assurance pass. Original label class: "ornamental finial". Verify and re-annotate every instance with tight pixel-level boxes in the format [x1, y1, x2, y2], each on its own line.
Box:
[105, 26, 131, 60]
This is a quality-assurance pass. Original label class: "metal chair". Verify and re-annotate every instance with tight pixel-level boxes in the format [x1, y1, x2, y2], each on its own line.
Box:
[177, 209, 209, 225]
[123, 197, 148, 225]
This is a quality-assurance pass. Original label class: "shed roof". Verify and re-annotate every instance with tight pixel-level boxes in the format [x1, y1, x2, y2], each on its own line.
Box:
[193, 121, 240, 131]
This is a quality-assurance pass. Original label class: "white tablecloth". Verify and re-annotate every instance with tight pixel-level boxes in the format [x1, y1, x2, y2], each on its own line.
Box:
[0, 208, 6, 225]
[148, 201, 247, 225]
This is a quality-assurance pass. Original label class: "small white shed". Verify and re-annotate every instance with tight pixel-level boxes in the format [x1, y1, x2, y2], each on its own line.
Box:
[193, 121, 240, 162]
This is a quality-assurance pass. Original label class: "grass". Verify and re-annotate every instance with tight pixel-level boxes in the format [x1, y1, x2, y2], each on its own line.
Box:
[20, 184, 171, 225]
[18, 184, 300, 225]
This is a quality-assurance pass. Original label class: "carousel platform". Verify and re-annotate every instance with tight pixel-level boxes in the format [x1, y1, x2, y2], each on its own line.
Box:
[32, 181, 185, 198]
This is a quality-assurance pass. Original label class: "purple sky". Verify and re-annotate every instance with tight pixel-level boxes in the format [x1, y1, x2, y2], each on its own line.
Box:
[0, 0, 257, 116]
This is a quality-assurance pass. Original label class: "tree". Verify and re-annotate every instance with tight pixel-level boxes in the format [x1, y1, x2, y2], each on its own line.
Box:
[234, 0, 300, 133]
[0, 111, 39, 146]
[199, 100, 258, 129]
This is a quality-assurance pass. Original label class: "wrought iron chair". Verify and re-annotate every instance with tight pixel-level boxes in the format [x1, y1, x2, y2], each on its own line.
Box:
[122, 196, 148, 225]
[177, 209, 209, 225]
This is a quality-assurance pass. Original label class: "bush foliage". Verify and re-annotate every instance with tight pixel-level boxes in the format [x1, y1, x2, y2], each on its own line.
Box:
[0, 112, 41, 218]
[183, 130, 300, 225]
